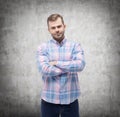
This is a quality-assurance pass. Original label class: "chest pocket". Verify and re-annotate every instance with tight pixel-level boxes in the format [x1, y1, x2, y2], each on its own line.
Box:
[47, 46, 72, 61]
[49, 52, 59, 61]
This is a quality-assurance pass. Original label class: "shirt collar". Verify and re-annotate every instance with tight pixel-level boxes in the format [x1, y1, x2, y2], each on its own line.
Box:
[50, 38, 67, 46]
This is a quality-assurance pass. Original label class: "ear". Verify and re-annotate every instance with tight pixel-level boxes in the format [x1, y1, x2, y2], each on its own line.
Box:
[64, 24, 66, 29]
[48, 27, 50, 32]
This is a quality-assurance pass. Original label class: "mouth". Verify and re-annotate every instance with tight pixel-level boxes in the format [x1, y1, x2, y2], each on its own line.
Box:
[53, 32, 64, 39]
[56, 33, 62, 36]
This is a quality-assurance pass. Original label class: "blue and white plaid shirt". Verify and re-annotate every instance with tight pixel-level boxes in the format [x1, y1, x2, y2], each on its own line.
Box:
[36, 38, 85, 104]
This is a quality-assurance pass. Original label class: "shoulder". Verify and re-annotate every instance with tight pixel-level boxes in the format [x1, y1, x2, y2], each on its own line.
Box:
[66, 40, 81, 47]
[37, 40, 50, 51]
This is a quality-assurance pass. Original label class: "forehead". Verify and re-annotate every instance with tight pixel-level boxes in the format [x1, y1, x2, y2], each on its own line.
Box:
[48, 18, 63, 27]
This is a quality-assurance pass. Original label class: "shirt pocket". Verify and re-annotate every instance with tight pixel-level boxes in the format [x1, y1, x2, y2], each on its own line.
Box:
[63, 52, 72, 60]
[48, 52, 59, 61]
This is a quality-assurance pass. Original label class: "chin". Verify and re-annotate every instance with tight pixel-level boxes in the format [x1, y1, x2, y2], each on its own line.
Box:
[53, 35, 64, 41]
[54, 36, 61, 39]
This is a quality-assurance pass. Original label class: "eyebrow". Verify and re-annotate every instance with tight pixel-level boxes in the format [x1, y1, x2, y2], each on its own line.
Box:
[57, 25, 62, 28]
[51, 25, 62, 29]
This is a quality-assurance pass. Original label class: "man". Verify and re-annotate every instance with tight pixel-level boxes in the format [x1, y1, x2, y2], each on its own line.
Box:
[36, 14, 85, 117]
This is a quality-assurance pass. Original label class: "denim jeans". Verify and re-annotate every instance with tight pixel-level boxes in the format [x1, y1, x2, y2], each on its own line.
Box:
[40, 99, 80, 117]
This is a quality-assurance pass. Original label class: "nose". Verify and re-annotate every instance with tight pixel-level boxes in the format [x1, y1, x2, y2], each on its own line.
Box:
[55, 27, 59, 33]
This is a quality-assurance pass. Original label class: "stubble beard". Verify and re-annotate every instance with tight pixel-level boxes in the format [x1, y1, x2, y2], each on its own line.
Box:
[53, 32, 65, 43]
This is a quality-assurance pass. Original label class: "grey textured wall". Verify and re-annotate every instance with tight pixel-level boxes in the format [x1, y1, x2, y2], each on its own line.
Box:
[0, 0, 120, 117]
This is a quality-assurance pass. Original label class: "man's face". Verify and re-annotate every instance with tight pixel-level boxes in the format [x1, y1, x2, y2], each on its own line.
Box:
[48, 18, 66, 42]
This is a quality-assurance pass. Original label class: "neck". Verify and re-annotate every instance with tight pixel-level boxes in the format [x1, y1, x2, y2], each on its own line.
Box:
[54, 36, 65, 43]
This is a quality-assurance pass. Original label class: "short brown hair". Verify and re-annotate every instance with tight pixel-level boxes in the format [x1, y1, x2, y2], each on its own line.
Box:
[47, 14, 64, 26]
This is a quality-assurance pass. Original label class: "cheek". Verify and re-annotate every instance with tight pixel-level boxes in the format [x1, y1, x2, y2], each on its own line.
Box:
[49, 30, 55, 35]
[61, 28, 65, 32]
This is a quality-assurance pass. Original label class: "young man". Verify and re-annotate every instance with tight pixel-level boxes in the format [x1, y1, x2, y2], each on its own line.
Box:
[36, 14, 85, 117]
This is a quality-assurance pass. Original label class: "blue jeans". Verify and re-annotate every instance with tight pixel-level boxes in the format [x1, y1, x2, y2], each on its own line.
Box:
[41, 99, 80, 117]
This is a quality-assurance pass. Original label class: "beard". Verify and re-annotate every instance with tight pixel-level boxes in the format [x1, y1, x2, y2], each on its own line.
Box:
[52, 32, 65, 43]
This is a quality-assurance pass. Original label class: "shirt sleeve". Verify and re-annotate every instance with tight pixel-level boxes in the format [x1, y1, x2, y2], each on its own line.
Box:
[36, 44, 65, 77]
[56, 43, 86, 72]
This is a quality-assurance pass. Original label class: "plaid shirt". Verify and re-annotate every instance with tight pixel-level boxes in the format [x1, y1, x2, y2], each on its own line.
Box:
[36, 38, 85, 104]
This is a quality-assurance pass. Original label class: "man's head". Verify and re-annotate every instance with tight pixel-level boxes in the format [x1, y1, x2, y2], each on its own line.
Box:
[47, 14, 66, 43]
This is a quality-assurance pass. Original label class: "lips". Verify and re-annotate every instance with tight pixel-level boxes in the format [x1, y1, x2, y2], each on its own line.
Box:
[57, 34, 61, 36]
[56, 33, 61, 36]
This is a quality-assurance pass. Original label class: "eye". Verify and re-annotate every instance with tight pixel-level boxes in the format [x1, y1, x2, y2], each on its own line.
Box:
[57, 25, 62, 28]
[51, 27, 55, 30]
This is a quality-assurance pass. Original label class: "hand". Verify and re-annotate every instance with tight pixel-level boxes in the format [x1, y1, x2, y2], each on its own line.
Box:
[49, 61, 57, 66]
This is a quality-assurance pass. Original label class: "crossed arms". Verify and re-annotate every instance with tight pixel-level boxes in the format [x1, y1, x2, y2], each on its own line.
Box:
[36, 43, 85, 77]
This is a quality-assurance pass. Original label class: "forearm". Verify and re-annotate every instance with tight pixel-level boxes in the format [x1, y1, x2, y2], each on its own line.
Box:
[36, 49, 65, 76]
[55, 59, 85, 72]
[37, 61, 66, 77]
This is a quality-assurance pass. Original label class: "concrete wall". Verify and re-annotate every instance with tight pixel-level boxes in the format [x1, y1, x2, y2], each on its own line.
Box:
[0, 0, 120, 117]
